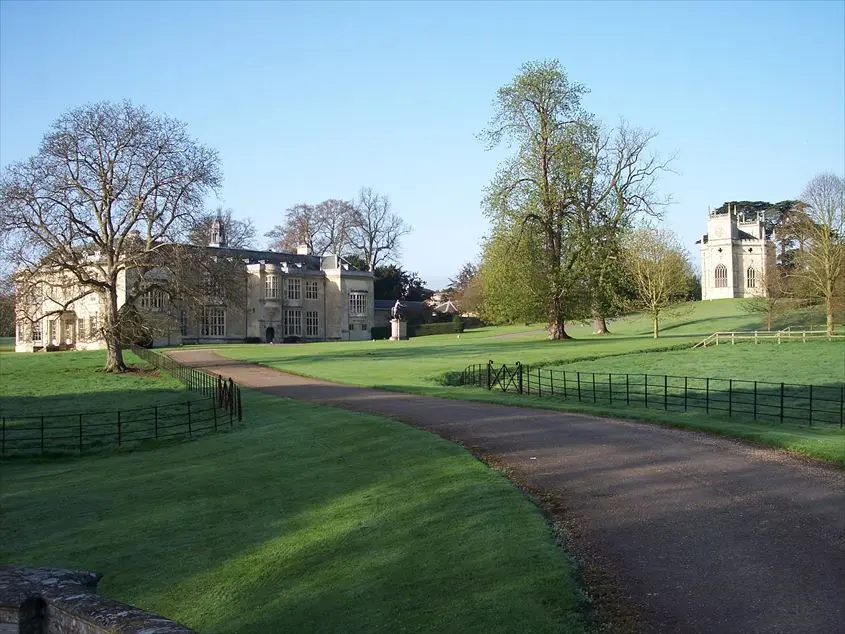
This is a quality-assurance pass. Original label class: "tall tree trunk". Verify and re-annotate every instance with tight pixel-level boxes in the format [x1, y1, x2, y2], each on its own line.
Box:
[104, 286, 127, 373]
[593, 312, 610, 335]
[825, 294, 834, 336]
[547, 295, 572, 340]
[652, 312, 659, 339]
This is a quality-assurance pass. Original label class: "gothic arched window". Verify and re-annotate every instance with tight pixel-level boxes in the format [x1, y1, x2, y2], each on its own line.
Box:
[746, 267, 756, 289]
[715, 264, 728, 288]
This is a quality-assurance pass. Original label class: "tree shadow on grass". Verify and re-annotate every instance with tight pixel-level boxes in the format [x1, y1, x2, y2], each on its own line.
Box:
[1, 398, 584, 633]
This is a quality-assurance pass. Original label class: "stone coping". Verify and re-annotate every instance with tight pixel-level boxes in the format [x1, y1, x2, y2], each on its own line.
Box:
[0, 565, 195, 633]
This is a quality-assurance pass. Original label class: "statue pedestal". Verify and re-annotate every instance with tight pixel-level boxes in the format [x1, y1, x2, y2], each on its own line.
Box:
[389, 319, 408, 341]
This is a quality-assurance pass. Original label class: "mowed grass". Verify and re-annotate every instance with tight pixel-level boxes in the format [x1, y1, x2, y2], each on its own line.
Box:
[551, 341, 845, 386]
[209, 300, 845, 464]
[1, 356, 584, 633]
[214, 300, 838, 391]
[0, 350, 197, 416]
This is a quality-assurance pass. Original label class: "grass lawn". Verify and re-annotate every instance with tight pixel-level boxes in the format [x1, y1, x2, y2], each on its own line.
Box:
[550, 341, 845, 386]
[1, 388, 584, 633]
[0, 350, 196, 416]
[0, 350, 212, 455]
[207, 300, 845, 464]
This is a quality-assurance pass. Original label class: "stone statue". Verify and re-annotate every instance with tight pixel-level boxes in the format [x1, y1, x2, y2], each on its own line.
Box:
[391, 299, 405, 321]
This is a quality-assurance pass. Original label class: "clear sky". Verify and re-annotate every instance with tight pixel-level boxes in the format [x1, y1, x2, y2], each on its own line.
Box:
[1, 0, 843, 288]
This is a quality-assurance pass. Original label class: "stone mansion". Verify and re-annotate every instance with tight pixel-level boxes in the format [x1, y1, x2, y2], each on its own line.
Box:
[697, 204, 775, 300]
[14, 219, 375, 352]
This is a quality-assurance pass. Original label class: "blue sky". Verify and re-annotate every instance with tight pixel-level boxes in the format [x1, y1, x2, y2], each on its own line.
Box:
[1, 0, 843, 288]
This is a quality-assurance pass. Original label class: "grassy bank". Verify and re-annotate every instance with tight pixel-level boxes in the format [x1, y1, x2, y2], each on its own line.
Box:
[1, 378, 584, 632]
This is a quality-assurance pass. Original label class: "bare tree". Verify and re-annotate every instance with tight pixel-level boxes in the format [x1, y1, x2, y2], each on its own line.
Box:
[0, 101, 221, 371]
[266, 199, 354, 256]
[349, 187, 410, 271]
[188, 206, 256, 249]
[795, 173, 844, 335]
[740, 260, 791, 331]
[315, 199, 354, 255]
[624, 226, 694, 338]
[572, 122, 675, 334]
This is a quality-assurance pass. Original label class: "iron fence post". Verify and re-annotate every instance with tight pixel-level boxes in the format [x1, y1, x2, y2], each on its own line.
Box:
[592, 372, 596, 403]
[487, 360, 493, 390]
[780, 383, 784, 424]
[753, 382, 757, 420]
[519, 362, 524, 394]
[577, 372, 582, 401]
[608, 374, 613, 404]
[808, 385, 813, 426]
[664, 375, 668, 410]
[563, 371, 568, 398]
[626, 374, 630, 404]
[537, 368, 542, 397]
[550, 370, 554, 396]
[729, 380, 733, 418]
[645, 374, 649, 408]
[840, 386, 844, 429]
[684, 376, 688, 412]
[706, 378, 710, 413]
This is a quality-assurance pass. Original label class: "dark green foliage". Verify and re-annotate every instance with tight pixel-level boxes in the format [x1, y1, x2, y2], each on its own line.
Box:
[370, 326, 390, 340]
[452, 314, 465, 333]
[373, 264, 432, 301]
[410, 321, 463, 337]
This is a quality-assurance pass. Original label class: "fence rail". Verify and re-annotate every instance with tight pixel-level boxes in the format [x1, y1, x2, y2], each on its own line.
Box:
[1, 396, 233, 457]
[130, 345, 242, 422]
[693, 329, 845, 348]
[461, 360, 844, 428]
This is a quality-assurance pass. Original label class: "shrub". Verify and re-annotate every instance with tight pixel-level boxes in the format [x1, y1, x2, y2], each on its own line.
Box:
[282, 335, 302, 344]
[243, 337, 262, 344]
[452, 314, 465, 333]
[409, 322, 463, 337]
[371, 326, 390, 340]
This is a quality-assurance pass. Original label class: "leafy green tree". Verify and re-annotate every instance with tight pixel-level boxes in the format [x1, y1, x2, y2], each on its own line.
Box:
[623, 226, 694, 338]
[795, 173, 845, 335]
[373, 265, 432, 302]
[480, 59, 590, 339]
[478, 229, 554, 325]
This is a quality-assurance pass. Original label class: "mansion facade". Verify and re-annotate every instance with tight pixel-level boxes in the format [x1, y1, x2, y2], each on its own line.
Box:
[14, 221, 375, 352]
[697, 204, 775, 300]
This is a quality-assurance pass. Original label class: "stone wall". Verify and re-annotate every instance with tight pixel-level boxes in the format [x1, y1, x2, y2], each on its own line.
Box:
[0, 566, 194, 634]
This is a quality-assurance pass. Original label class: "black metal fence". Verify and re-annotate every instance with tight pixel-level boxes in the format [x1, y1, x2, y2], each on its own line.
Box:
[130, 345, 242, 422]
[0, 347, 245, 457]
[2, 397, 233, 456]
[461, 360, 845, 427]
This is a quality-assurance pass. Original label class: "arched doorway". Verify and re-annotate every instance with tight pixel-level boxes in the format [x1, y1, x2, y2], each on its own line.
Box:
[265, 327, 275, 343]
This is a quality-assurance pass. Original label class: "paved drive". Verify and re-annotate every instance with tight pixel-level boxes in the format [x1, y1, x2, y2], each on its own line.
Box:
[172, 350, 845, 634]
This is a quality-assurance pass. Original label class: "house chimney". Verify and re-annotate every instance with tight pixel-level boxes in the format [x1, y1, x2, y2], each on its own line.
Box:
[296, 244, 310, 255]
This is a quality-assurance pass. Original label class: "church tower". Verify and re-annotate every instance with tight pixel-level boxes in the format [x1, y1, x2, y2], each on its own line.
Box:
[698, 203, 774, 300]
[209, 214, 227, 248]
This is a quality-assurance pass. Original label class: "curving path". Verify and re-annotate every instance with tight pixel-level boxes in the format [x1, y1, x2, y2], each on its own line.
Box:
[171, 350, 845, 634]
